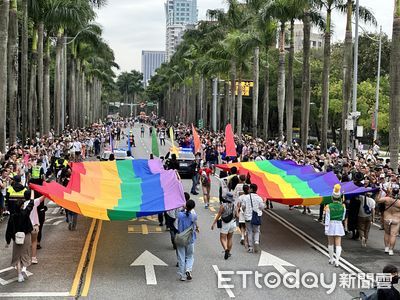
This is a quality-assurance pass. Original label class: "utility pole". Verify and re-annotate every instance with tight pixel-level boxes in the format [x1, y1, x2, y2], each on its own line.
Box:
[374, 26, 382, 141]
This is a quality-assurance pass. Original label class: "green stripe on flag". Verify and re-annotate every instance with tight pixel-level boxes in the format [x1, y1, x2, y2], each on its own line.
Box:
[152, 130, 160, 157]
[107, 160, 142, 220]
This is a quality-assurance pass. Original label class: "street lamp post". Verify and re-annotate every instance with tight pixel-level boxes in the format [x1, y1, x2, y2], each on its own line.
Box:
[350, 0, 360, 159]
[374, 26, 383, 141]
[212, 78, 218, 132]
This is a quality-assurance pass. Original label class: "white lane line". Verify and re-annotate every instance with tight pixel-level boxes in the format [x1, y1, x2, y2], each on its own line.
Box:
[265, 209, 365, 275]
[212, 265, 235, 298]
[0, 292, 70, 297]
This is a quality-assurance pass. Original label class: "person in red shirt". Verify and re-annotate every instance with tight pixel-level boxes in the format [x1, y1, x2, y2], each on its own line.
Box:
[199, 163, 212, 208]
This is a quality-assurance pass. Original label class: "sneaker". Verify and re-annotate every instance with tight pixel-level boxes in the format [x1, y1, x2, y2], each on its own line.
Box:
[240, 239, 244, 245]
[254, 243, 260, 253]
[31, 257, 38, 264]
[224, 250, 230, 260]
[185, 271, 192, 280]
[328, 259, 334, 265]
[18, 274, 24, 283]
[361, 238, 367, 247]
[379, 226, 384, 230]
[385, 247, 389, 253]
[247, 248, 253, 253]
[21, 269, 28, 279]
[204, 204, 209, 209]
[180, 277, 186, 281]
[389, 250, 394, 256]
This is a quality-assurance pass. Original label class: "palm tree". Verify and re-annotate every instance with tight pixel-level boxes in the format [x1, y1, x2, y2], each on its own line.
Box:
[28, 30, 38, 138]
[0, 0, 9, 152]
[300, 2, 325, 152]
[21, 0, 28, 143]
[318, 0, 376, 153]
[7, 0, 18, 145]
[246, 0, 276, 138]
[270, 0, 290, 140]
[390, 0, 400, 170]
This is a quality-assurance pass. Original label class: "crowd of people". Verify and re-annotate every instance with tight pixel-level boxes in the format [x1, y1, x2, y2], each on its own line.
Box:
[1, 116, 399, 294]
[0, 121, 124, 282]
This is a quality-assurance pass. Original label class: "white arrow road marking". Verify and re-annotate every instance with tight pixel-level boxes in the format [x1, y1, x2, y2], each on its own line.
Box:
[258, 251, 298, 284]
[258, 250, 295, 275]
[130, 250, 167, 285]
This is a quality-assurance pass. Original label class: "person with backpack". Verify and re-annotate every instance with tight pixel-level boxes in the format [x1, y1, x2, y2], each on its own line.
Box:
[5, 191, 35, 283]
[357, 192, 376, 247]
[211, 192, 237, 260]
[239, 184, 265, 253]
[176, 200, 198, 281]
[199, 163, 212, 208]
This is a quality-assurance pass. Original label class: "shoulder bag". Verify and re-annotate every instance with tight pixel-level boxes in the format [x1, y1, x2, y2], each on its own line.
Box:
[250, 194, 262, 226]
[175, 214, 194, 247]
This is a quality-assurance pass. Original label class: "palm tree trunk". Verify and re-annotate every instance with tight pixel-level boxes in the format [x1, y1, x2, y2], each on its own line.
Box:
[301, 12, 311, 152]
[81, 72, 86, 127]
[252, 46, 260, 137]
[262, 57, 270, 141]
[321, 9, 332, 154]
[0, 0, 9, 152]
[43, 37, 50, 135]
[20, 0, 28, 143]
[341, 0, 353, 155]
[7, 0, 18, 146]
[54, 28, 63, 135]
[286, 19, 295, 147]
[75, 59, 80, 127]
[61, 37, 67, 130]
[390, 0, 400, 171]
[68, 56, 76, 127]
[230, 61, 236, 130]
[223, 82, 229, 126]
[277, 21, 286, 141]
[37, 22, 44, 135]
[28, 29, 38, 139]
[236, 72, 243, 137]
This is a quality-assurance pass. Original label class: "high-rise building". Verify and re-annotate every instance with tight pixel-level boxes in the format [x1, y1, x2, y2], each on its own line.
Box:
[292, 23, 324, 52]
[165, 0, 198, 61]
[141, 51, 167, 87]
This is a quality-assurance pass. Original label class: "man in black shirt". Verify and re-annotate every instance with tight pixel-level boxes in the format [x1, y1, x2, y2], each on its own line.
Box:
[378, 265, 400, 300]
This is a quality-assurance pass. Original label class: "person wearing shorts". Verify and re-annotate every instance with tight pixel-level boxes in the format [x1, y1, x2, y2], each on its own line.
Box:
[211, 193, 236, 260]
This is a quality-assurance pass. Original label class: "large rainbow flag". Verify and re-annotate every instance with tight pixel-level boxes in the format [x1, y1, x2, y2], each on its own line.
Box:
[218, 160, 377, 206]
[30, 159, 186, 221]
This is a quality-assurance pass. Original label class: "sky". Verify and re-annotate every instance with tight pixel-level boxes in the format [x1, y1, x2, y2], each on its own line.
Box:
[96, 0, 394, 73]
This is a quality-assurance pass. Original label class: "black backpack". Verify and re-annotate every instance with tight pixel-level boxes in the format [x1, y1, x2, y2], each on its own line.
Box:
[221, 203, 234, 223]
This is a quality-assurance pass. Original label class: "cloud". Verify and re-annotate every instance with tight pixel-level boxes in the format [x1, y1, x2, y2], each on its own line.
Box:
[96, 0, 393, 73]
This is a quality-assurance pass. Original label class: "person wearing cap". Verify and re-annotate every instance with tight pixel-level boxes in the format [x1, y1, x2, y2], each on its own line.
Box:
[211, 192, 237, 260]
[324, 184, 346, 267]
[6, 176, 27, 215]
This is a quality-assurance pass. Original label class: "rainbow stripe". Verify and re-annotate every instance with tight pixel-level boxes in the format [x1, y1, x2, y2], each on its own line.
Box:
[218, 160, 377, 206]
[31, 159, 186, 221]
